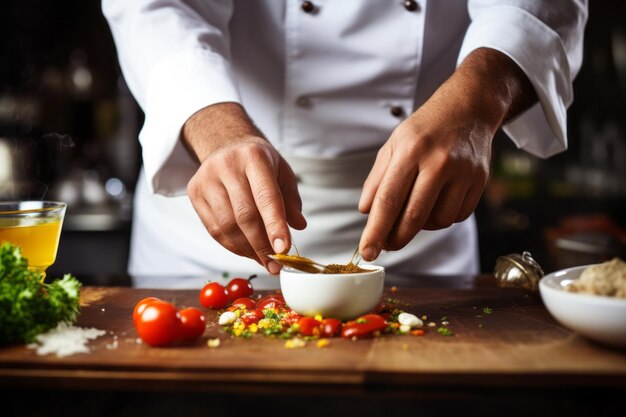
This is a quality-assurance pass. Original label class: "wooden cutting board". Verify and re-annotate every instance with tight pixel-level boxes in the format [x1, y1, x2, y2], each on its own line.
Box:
[1, 284, 626, 391]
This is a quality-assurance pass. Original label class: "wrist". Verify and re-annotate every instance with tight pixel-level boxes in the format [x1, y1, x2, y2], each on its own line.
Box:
[182, 102, 265, 162]
[453, 48, 537, 129]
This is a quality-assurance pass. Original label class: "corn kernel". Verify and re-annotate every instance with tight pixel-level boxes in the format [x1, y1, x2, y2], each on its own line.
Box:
[314, 314, 323, 322]
[234, 328, 243, 337]
[249, 323, 258, 333]
[316, 339, 330, 348]
[284, 338, 306, 349]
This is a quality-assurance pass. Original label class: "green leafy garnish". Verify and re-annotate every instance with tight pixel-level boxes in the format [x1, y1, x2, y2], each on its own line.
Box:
[483, 307, 493, 315]
[0, 243, 81, 344]
[263, 309, 279, 320]
[437, 327, 454, 337]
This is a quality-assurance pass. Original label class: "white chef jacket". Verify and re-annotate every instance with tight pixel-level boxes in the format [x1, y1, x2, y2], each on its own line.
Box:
[103, 0, 587, 287]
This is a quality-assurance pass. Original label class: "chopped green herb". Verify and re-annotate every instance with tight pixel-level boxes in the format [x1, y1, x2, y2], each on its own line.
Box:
[437, 327, 454, 337]
[263, 309, 279, 320]
[440, 316, 448, 321]
[355, 318, 368, 324]
[483, 307, 493, 315]
[222, 272, 229, 278]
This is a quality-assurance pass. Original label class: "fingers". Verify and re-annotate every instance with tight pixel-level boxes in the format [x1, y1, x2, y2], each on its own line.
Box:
[189, 182, 254, 260]
[385, 176, 482, 248]
[421, 183, 466, 231]
[278, 159, 307, 231]
[246, 156, 293, 255]
[383, 170, 443, 250]
[359, 160, 418, 261]
[358, 148, 390, 214]
[456, 183, 483, 222]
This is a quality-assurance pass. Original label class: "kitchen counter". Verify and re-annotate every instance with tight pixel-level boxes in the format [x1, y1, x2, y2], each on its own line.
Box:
[1, 274, 625, 416]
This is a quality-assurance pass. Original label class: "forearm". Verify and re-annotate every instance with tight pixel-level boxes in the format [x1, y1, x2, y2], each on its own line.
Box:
[182, 102, 266, 163]
[445, 47, 537, 131]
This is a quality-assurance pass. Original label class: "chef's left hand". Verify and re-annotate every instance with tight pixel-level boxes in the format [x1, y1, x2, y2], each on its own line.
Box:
[358, 48, 536, 262]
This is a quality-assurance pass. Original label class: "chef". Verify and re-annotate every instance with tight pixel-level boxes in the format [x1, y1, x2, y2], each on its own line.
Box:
[103, 0, 587, 287]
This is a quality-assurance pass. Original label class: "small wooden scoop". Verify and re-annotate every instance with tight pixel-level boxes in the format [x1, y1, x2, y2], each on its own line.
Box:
[268, 254, 326, 273]
[269, 247, 364, 274]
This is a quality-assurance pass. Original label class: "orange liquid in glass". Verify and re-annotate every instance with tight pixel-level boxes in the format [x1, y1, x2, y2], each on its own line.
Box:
[0, 219, 62, 273]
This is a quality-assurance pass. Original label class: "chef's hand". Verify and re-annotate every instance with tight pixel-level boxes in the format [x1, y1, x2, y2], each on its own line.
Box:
[358, 48, 537, 261]
[183, 103, 306, 274]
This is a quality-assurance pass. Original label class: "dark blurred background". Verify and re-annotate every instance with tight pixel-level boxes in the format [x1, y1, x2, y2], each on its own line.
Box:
[1, 1, 624, 284]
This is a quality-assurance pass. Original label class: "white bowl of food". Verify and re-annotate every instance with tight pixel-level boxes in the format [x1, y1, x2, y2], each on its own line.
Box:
[279, 265, 385, 320]
[539, 259, 626, 348]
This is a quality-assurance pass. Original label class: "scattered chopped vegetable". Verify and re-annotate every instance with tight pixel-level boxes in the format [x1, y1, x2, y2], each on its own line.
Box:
[195, 279, 459, 344]
[483, 307, 493, 315]
[437, 327, 454, 337]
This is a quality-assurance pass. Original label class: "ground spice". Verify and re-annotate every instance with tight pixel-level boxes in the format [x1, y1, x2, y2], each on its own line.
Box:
[322, 263, 371, 274]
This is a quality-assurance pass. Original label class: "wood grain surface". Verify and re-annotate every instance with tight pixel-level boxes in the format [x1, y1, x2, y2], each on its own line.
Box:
[1, 283, 625, 393]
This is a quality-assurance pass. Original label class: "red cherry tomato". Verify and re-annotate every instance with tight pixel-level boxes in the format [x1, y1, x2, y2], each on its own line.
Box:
[133, 297, 160, 325]
[199, 282, 229, 309]
[135, 300, 181, 346]
[226, 275, 256, 301]
[257, 294, 286, 310]
[297, 317, 322, 337]
[178, 307, 206, 341]
[241, 309, 265, 326]
[321, 318, 342, 337]
[341, 314, 387, 339]
[228, 297, 257, 311]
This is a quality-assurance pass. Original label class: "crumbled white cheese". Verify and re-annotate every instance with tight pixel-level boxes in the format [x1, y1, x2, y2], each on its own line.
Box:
[399, 324, 412, 333]
[27, 322, 106, 357]
[218, 311, 236, 325]
[398, 312, 423, 328]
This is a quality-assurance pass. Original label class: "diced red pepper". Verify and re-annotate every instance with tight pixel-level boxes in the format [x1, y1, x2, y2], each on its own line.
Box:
[341, 314, 387, 339]
[320, 318, 342, 337]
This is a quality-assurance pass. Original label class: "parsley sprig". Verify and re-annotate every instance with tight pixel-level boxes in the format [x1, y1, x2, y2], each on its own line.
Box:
[0, 243, 81, 344]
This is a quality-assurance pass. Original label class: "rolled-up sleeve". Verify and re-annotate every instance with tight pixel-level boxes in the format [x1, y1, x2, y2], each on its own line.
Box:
[458, 0, 588, 158]
[103, 0, 241, 196]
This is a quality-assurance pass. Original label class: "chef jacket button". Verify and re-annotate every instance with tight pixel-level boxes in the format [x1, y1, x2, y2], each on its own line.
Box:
[296, 96, 312, 108]
[390, 106, 405, 118]
[404, 0, 419, 12]
[301, 1, 317, 14]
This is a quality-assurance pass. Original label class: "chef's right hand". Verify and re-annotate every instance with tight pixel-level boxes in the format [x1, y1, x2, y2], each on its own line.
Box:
[182, 103, 307, 274]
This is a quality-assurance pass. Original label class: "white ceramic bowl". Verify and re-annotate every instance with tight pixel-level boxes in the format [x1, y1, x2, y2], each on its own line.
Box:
[539, 264, 626, 348]
[279, 265, 385, 320]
